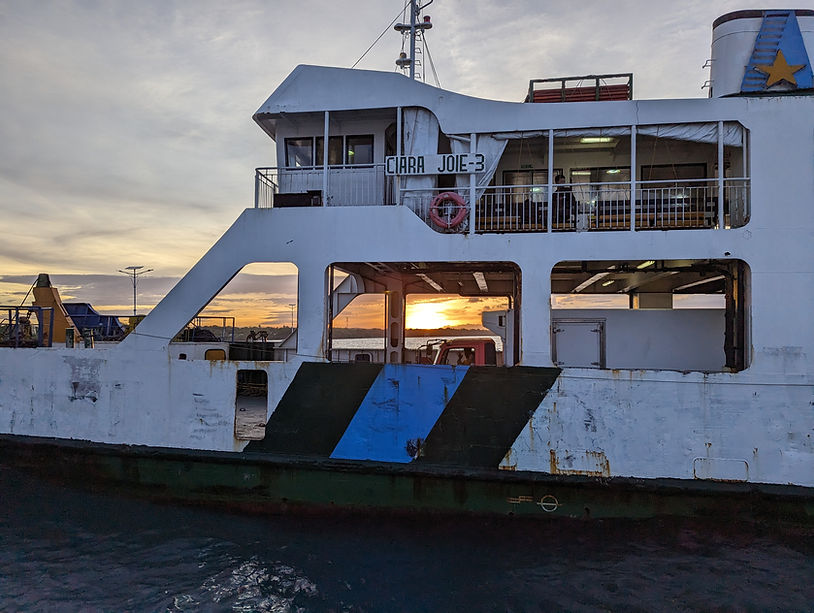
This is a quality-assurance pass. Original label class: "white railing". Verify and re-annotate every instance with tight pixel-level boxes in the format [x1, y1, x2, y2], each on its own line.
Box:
[400, 178, 750, 233]
[477, 185, 548, 233]
[255, 168, 749, 233]
[255, 164, 395, 208]
[569, 181, 631, 231]
[636, 179, 717, 230]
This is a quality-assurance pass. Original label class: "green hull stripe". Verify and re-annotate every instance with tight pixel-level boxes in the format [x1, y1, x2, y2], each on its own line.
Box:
[4, 435, 813, 523]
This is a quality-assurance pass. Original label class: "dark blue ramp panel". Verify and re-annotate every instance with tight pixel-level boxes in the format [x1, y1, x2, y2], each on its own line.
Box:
[244, 362, 381, 456]
[330, 364, 468, 463]
[416, 366, 561, 468]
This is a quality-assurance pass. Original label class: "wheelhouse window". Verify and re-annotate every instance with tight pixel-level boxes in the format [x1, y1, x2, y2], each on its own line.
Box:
[315, 136, 343, 166]
[284, 135, 374, 168]
[285, 138, 314, 167]
[346, 135, 374, 165]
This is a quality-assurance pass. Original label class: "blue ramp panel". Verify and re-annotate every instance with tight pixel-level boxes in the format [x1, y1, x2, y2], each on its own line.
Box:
[330, 364, 468, 463]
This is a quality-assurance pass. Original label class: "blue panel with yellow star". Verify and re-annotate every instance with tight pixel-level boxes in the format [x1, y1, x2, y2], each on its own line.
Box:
[740, 11, 813, 93]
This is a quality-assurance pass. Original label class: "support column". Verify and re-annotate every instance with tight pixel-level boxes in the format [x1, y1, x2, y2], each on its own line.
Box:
[296, 262, 328, 361]
[630, 124, 637, 232]
[396, 106, 402, 206]
[384, 280, 406, 363]
[322, 111, 329, 205]
[518, 259, 551, 366]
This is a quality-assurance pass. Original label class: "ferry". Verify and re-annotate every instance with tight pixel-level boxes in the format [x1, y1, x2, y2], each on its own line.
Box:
[2, 6, 814, 522]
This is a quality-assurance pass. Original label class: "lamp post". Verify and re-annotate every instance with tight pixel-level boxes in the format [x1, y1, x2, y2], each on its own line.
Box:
[288, 303, 296, 331]
[118, 266, 153, 317]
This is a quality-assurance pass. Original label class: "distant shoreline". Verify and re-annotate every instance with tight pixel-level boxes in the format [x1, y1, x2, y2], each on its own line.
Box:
[209, 326, 492, 342]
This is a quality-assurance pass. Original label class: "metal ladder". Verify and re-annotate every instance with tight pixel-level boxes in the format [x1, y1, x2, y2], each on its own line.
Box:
[740, 10, 790, 92]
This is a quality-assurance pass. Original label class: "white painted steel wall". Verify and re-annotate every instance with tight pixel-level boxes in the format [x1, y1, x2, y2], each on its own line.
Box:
[553, 308, 726, 371]
[501, 368, 814, 484]
[0, 345, 300, 452]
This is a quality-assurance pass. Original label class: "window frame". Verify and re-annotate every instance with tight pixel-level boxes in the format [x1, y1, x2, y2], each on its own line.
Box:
[345, 134, 375, 166]
[284, 134, 375, 168]
[285, 137, 315, 168]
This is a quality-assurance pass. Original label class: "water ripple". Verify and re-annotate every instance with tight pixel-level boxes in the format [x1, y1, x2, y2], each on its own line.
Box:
[1, 466, 813, 612]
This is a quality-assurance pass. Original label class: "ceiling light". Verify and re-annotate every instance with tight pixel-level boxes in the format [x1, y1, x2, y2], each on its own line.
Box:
[606, 169, 621, 174]
[572, 272, 610, 293]
[580, 137, 613, 144]
[673, 275, 726, 292]
[473, 271, 489, 293]
[636, 260, 656, 269]
[571, 170, 591, 176]
[601, 279, 615, 286]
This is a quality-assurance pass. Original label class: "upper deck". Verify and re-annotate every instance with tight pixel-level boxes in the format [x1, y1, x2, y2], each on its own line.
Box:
[250, 65, 812, 238]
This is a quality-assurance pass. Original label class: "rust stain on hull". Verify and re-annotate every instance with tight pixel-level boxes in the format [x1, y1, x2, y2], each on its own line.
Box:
[500, 448, 517, 470]
[550, 449, 610, 477]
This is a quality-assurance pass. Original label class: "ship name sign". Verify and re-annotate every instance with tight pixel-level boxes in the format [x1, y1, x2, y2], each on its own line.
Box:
[385, 153, 485, 175]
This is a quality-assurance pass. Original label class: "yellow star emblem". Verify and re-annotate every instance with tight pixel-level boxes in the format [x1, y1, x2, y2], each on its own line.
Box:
[755, 49, 806, 87]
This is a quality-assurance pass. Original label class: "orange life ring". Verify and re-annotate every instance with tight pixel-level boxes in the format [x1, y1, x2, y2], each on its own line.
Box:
[429, 191, 467, 229]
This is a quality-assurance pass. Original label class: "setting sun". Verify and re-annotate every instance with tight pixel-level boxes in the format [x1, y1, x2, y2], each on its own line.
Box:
[406, 301, 459, 329]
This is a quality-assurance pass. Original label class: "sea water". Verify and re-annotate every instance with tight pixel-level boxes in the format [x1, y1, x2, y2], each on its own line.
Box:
[1, 465, 812, 612]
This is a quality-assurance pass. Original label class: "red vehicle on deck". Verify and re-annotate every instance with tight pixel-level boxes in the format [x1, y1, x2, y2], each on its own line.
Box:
[431, 338, 498, 366]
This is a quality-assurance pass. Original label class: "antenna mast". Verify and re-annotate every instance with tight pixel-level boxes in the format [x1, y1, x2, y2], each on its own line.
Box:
[395, 0, 433, 81]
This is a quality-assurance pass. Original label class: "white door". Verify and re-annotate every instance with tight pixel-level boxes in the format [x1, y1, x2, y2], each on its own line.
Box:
[552, 320, 605, 368]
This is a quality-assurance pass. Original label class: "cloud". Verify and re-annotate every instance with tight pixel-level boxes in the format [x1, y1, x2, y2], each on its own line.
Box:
[0, 0, 778, 324]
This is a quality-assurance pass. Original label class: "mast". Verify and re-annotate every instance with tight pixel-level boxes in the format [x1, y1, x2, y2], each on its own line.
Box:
[394, 0, 433, 81]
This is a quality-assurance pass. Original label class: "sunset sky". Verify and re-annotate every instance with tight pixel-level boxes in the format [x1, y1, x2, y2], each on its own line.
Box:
[0, 1, 773, 328]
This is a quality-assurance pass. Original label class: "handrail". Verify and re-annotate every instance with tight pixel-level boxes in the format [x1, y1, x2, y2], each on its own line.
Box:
[255, 164, 392, 209]
[400, 177, 750, 233]
[257, 163, 385, 171]
[0, 305, 54, 347]
[526, 73, 633, 103]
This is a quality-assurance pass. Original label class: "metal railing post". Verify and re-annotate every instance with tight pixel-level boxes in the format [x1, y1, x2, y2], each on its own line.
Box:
[254, 169, 259, 208]
[718, 120, 725, 229]
[469, 132, 476, 235]
[630, 125, 637, 231]
[323, 111, 329, 205]
[547, 129, 553, 232]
